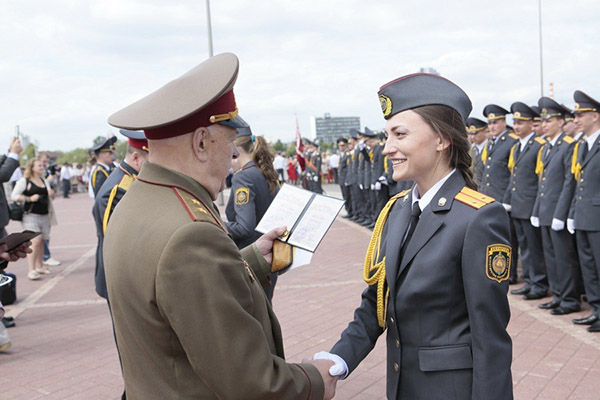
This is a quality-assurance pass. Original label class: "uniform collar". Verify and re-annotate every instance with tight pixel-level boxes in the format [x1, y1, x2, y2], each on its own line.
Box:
[475, 139, 487, 152]
[519, 132, 535, 148]
[97, 162, 111, 170]
[411, 169, 457, 212]
[586, 129, 600, 148]
[119, 160, 138, 177]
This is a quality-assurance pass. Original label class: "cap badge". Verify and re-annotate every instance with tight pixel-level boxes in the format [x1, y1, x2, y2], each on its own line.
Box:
[575, 103, 580, 110]
[437, 197, 447, 206]
[514, 111, 521, 119]
[542, 108, 548, 115]
[488, 113, 496, 119]
[379, 94, 393, 117]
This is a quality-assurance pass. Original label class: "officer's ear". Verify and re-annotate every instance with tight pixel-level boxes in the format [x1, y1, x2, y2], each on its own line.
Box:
[436, 133, 451, 152]
[192, 127, 210, 162]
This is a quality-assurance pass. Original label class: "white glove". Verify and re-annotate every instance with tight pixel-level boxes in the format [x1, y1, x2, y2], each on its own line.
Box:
[358, 141, 366, 150]
[567, 218, 575, 234]
[551, 218, 565, 232]
[375, 182, 382, 191]
[502, 203, 512, 212]
[530, 216, 540, 228]
[378, 176, 388, 185]
[359, 184, 363, 190]
[313, 351, 348, 379]
[313, 176, 318, 182]
[370, 184, 375, 190]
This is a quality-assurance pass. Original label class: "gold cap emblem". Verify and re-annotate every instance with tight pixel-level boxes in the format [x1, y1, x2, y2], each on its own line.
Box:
[379, 94, 393, 117]
[514, 111, 521, 118]
[488, 113, 496, 119]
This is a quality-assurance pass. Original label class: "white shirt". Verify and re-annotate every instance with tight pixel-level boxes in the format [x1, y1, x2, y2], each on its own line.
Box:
[329, 154, 339, 168]
[411, 169, 457, 212]
[585, 129, 600, 149]
[273, 155, 286, 170]
[60, 166, 71, 180]
[475, 139, 487, 154]
[547, 133, 561, 147]
[519, 132, 535, 150]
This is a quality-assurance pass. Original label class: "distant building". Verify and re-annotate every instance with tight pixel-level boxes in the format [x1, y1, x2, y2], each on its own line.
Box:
[419, 67, 440, 75]
[310, 113, 361, 144]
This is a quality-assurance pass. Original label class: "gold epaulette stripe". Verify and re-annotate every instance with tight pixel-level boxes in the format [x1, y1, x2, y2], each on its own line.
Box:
[454, 187, 495, 210]
[173, 188, 210, 222]
[563, 136, 574, 144]
[535, 137, 547, 144]
[509, 133, 519, 140]
[117, 174, 134, 191]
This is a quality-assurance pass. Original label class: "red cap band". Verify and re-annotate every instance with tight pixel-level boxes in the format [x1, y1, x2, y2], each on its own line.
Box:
[128, 138, 148, 151]
[144, 90, 237, 140]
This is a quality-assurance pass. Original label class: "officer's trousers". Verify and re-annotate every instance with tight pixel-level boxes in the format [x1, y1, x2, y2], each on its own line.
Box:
[542, 226, 581, 308]
[513, 218, 548, 294]
[341, 184, 353, 216]
[576, 230, 600, 314]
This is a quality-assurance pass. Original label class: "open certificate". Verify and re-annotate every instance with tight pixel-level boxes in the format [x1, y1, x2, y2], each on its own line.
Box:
[256, 184, 345, 253]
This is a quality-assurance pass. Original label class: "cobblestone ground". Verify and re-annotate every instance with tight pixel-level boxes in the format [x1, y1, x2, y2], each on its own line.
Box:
[1, 185, 599, 399]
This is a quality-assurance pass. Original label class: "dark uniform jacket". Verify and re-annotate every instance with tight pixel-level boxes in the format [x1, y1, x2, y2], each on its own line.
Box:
[371, 143, 385, 186]
[0, 155, 20, 229]
[103, 162, 323, 400]
[338, 149, 351, 186]
[479, 130, 519, 200]
[92, 161, 137, 299]
[331, 171, 513, 400]
[91, 162, 114, 197]
[226, 161, 278, 249]
[503, 135, 546, 219]
[346, 149, 358, 186]
[569, 134, 600, 231]
[357, 150, 366, 189]
[471, 143, 486, 187]
[532, 133, 576, 226]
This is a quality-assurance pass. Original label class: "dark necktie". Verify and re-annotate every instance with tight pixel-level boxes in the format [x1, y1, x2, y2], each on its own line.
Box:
[514, 143, 521, 160]
[580, 141, 589, 162]
[400, 202, 422, 259]
[543, 143, 552, 163]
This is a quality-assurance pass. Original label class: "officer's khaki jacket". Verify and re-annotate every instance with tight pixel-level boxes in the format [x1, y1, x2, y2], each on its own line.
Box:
[104, 162, 324, 400]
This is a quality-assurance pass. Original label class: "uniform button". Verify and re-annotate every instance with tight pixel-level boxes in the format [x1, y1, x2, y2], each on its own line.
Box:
[512, 188, 516, 191]
[395, 339, 400, 348]
[389, 317, 395, 325]
[581, 179, 584, 182]
[542, 177, 546, 181]
[580, 187, 584, 191]
[394, 363, 399, 372]
[486, 174, 490, 177]
[486, 183, 490, 186]
[579, 196, 583, 200]
[487, 165, 490, 169]
[541, 193, 544, 197]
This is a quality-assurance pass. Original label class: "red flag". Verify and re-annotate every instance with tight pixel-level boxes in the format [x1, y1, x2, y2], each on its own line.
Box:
[295, 115, 305, 171]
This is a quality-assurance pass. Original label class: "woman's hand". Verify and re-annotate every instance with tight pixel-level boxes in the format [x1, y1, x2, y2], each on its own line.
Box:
[29, 194, 40, 202]
[0, 242, 32, 262]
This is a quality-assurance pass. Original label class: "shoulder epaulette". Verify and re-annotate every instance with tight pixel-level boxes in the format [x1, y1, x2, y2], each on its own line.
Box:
[509, 133, 519, 140]
[454, 186, 495, 210]
[117, 174, 134, 191]
[172, 187, 213, 222]
[535, 137, 546, 145]
[396, 189, 411, 200]
[563, 136, 574, 144]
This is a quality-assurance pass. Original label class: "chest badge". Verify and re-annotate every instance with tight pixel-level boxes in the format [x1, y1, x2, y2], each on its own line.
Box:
[486, 244, 511, 283]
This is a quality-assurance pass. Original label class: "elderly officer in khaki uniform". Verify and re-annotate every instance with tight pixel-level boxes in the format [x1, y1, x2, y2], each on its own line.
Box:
[103, 53, 336, 400]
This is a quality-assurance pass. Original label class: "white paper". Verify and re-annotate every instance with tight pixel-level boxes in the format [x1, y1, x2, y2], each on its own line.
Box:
[255, 184, 313, 234]
[288, 247, 313, 271]
[287, 195, 344, 252]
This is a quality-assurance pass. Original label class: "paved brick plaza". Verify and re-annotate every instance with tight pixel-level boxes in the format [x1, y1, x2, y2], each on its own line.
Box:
[1, 186, 600, 399]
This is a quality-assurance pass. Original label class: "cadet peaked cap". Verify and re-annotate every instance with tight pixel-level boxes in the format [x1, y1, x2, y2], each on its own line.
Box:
[108, 53, 247, 140]
[561, 104, 575, 121]
[378, 73, 472, 123]
[92, 136, 117, 154]
[510, 102, 537, 121]
[234, 116, 252, 137]
[538, 97, 565, 120]
[336, 136, 348, 144]
[483, 104, 510, 121]
[362, 127, 377, 138]
[530, 106, 542, 121]
[573, 90, 600, 114]
[466, 117, 487, 133]
[119, 129, 148, 151]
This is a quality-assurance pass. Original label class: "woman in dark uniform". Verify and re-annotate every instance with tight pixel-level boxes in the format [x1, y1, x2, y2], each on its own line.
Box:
[225, 124, 280, 301]
[314, 73, 513, 399]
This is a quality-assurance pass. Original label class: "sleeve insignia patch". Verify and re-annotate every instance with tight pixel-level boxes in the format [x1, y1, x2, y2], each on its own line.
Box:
[235, 187, 250, 205]
[486, 244, 511, 283]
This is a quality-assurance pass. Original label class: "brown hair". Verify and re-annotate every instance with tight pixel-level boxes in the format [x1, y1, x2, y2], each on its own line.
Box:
[235, 135, 279, 195]
[412, 105, 477, 190]
[24, 157, 42, 179]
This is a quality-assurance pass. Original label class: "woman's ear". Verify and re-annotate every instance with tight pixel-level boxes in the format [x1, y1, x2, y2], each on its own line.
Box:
[192, 127, 209, 161]
[437, 134, 451, 152]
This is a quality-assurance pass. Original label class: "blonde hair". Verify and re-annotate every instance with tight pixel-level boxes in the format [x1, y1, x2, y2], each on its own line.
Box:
[24, 157, 42, 179]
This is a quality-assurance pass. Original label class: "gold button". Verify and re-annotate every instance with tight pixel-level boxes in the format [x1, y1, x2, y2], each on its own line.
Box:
[541, 193, 544, 197]
[394, 363, 399, 372]
[389, 317, 395, 325]
[581, 179, 584, 182]
[486, 183, 490, 186]
[542, 177, 546, 181]
[512, 188, 516, 191]
[395, 339, 400, 348]
[579, 196, 583, 200]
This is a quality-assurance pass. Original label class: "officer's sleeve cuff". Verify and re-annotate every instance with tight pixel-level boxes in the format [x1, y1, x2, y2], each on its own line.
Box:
[7, 152, 19, 161]
[295, 362, 326, 400]
[240, 244, 271, 287]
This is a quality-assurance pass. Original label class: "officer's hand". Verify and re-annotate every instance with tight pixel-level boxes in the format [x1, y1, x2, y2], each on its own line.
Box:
[302, 358, 338, 400]
[502, 203, 512, 212]
[0, 241, 32, 262]
[374, 182, 381, 191]
[551, 218, 565, 232]
[567, 219, 575, 234]
[359, 184, 363, 190]
[313, 351, 348, 378]
[254, 226, 287, 265]
[530, 216, 540, 228]
[9, 137, 23, 155]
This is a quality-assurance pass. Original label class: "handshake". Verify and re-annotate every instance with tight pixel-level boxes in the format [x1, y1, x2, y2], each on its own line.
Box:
[303, 351, 348, 399]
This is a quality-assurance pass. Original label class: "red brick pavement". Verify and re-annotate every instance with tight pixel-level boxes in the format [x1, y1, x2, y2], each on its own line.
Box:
[1, 186, 599, 399]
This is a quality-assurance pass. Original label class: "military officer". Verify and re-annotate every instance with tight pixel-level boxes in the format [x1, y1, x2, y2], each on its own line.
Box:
[337, 137, 353, 218]
[466, 117, 488, 187]
[372, 131, 389, 217]
[225, 122, 280, 302]
[568, 90, 600, 332]
[531, 98, 580, 314]
[104, 53, 335, 399]
[315, 73, 512, 399]
[480, 104, 521, 285]
[355, 131, 371, 226]
[311, 141, 323, 194]
[361, 127, 378, 228]
[89, 136, 117, 197]
[503, 102, 548, 299]
[531, 105, 543, 137]
[91, 128, 148, 399]
[303, 139, 313, 191]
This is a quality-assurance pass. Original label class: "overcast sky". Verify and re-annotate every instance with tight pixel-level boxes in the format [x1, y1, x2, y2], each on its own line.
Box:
[1, 0, 599, 152]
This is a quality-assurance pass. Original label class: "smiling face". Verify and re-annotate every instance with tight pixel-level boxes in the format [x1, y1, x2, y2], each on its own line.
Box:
[541, 117, 562, 139]
[383, 109, 449, 185]
[513, 120, 532, 138]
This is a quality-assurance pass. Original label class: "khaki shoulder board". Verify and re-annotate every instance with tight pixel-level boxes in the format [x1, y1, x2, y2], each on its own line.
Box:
[563, 135, 574, 144]
[173, 187, 213, 222]
[455, 186, 495, 210]
[509, 133, 519, 140]
[535, 137, 546, 145]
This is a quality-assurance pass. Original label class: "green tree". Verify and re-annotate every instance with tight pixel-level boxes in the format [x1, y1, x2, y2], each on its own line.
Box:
[20, 143, 37, 165]
[285, 141, 296, 158]
[272, 139, 286, 153]
[57, 148, 89, 166]
[114, 139, 127, 162]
